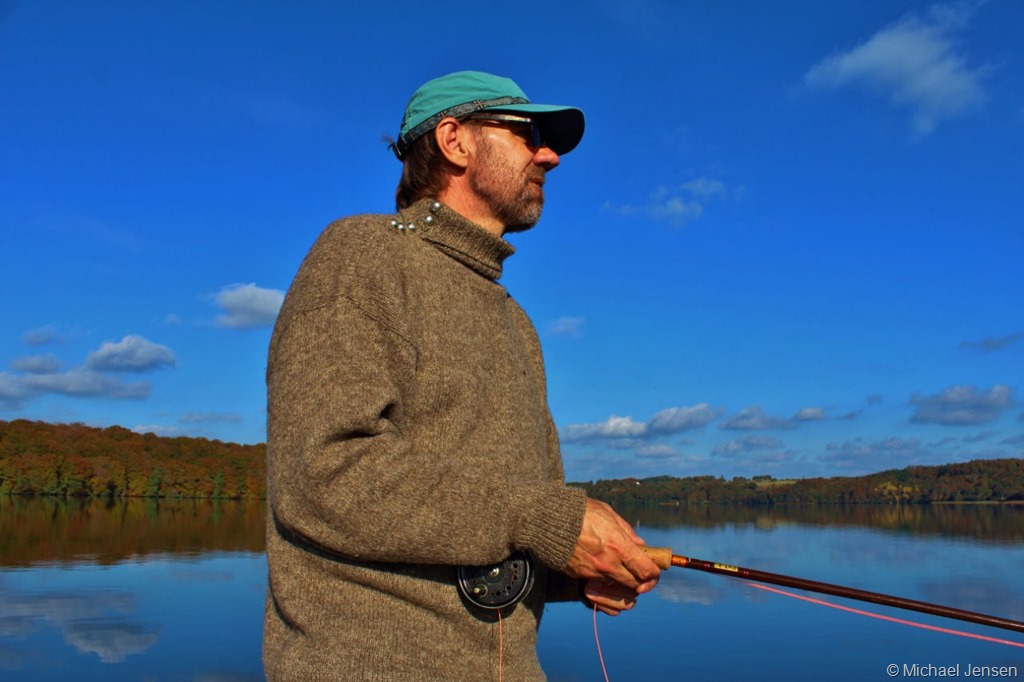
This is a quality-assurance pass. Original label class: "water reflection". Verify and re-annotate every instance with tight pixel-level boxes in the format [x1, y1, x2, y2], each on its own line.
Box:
[0, 497, 264, 568]
[541, 504, 1024, 682]
[0, 499, 266, 681]
[652, 573, 724, 606]
[621, 502, 1024, 544]
[1, 497, 1021, 681]
[0, 582, 157, 663]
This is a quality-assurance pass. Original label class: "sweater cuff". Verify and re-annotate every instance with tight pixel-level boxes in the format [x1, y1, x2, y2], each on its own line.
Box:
[515, 484, 587, 570]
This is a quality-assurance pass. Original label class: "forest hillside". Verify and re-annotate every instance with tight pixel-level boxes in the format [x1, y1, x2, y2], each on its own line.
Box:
[0, 419, 264, 499]
[3, 419, 1022, 504]
[581, 458, 1024, 507]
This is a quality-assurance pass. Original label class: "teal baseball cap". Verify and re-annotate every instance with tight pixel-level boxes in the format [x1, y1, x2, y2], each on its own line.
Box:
[393, 70, 585, 160]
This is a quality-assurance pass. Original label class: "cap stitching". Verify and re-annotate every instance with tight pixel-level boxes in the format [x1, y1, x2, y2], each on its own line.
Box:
[394, 96, 530, 160]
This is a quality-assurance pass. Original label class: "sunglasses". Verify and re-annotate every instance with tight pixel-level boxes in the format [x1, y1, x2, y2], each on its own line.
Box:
[463, 113, 546, 150]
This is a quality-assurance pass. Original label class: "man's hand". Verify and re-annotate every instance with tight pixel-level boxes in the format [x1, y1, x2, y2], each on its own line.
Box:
[582, 579, 643, 616]
[563, 498, 661, 612]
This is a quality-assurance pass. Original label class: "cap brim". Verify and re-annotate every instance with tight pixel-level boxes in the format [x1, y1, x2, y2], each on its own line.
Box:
[481, 103, 585, 156]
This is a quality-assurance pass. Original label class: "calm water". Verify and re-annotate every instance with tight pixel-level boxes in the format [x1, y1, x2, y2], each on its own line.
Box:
[1, 498, 1022, 680]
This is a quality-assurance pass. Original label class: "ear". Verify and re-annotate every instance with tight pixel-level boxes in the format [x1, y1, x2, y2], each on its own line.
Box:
[434, 117, 474, 170]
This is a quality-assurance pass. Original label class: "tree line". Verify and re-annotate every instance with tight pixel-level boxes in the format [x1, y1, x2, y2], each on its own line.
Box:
[612, 499, 1024, 545]
[578, 458, 1024, 507]
[0, 419, 265, 499]
[3, 418, 1022, 505]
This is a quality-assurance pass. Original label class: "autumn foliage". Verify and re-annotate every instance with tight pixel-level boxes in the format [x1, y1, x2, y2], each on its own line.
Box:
[580, 458, 1024, 507]
[0, 419, 266, 499]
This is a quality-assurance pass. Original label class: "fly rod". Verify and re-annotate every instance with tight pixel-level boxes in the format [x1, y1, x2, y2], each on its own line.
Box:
[643, 546, 1024, 635]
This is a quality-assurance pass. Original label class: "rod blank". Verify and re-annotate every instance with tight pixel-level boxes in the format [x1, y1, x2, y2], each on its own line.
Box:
[643, 546, 1024, 636]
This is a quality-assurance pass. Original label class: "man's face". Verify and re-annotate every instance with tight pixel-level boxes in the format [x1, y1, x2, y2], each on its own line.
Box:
[467, 118, 560, 233]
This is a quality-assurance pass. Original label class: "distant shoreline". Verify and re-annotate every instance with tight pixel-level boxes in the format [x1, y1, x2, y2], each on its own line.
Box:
[578, 458, 1024, 506]
[3, 418, 1021, 505]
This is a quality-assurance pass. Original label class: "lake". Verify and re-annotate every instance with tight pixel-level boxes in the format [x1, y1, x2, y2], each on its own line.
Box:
[1, 497, 1022, 680]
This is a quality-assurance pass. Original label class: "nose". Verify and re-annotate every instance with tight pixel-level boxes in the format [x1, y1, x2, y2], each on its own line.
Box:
[533, 145, 560, 170]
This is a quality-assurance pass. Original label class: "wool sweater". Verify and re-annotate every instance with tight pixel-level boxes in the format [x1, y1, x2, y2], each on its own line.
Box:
[264, 197, 588, 681]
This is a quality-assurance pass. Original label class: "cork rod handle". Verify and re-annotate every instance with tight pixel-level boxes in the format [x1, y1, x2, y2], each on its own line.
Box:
[642, 546, 674, 570]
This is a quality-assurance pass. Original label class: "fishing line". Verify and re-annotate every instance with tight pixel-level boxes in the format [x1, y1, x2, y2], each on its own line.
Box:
[745, 582, 1024, 649]
[497, 609, 504, 682]
[593, 603, 610, 682]
[643, 546, 1024, 635]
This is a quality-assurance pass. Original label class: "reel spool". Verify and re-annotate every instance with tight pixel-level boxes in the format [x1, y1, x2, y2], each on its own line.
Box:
[457, 551, 536, 610]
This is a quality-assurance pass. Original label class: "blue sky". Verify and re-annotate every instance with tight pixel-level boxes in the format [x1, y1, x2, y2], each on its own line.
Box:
[2, 1, 1021, 482]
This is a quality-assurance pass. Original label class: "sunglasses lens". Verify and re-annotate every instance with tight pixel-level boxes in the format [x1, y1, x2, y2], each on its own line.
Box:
[465, 114, 547, 150]
[529, 123, 544, 149]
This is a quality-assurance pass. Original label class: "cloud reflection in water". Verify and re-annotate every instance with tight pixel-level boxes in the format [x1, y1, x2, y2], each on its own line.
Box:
[0, 583, 159, 664]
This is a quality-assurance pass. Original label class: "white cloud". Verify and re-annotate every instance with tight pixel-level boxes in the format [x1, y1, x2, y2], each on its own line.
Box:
[179, 411, 242, 424]
[909, 384, 1013, 425]
[10, 354, 61, 374]
[1, 336, 174, 408]
[23, 325, 59, 346]
[712, 435, 785, 457]
[959, 332, 1024, 353]
[961, 431, 994, 443]
[606, 176, 727, 228]
[213, 283, 284, 329]
[822, 436, 926, 468]
[21, 368, 150, 400]
[131, 413, 242, 439]
[561, 403, 724, 444]
[636, 444, 678, 459]
[2, 367, 151, 408]
[86, 335, 176, 373]
[804, 4, 986, 136]
[0, 373, 29, 408]
[679, 178, 726, 198]
[547, 316, 585, 337]
[648, 404, 724, 434]
[648, 196, 703, 226]
[794, 407, 826, 421]
[720, 405, 828, 430]
[721, 405, 793, 431]
[561, 415, 648, 442]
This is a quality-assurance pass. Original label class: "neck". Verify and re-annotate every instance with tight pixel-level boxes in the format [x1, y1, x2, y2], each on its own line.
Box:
[435, 182, 505, 238]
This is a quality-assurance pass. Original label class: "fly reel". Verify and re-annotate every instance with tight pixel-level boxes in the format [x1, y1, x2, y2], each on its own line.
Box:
[457, 551, 536, 610]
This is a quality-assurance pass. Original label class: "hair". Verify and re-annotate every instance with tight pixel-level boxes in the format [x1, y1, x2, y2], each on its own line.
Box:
[392, 129, 451, 210]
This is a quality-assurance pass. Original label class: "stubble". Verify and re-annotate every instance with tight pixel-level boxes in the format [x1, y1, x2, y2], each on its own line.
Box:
[469, 133, 546, 233]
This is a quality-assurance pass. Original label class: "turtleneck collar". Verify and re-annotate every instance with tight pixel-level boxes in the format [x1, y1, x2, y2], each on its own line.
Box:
[397, 198, 515, 281]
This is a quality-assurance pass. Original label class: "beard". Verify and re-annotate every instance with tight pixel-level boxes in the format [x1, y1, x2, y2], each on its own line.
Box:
[469, 134, 546, 233]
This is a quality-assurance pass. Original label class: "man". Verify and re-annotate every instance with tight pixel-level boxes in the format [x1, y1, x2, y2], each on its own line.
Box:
[264, 70, 660, 681]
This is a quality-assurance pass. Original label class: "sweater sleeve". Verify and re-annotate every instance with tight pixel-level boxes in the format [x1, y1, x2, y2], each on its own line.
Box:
[267, 287, 586, 572]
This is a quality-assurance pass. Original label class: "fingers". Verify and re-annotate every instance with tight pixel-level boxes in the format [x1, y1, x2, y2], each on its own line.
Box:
[590, 498, 661, 587]
[564, 498, 663, 592]
[608, 543, 660, 591]
[583, 579, 639, 617]
[622, 543, 661, 592]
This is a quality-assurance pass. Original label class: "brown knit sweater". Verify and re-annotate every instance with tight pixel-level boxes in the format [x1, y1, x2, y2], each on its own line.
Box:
[264, 197, 588, 681]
